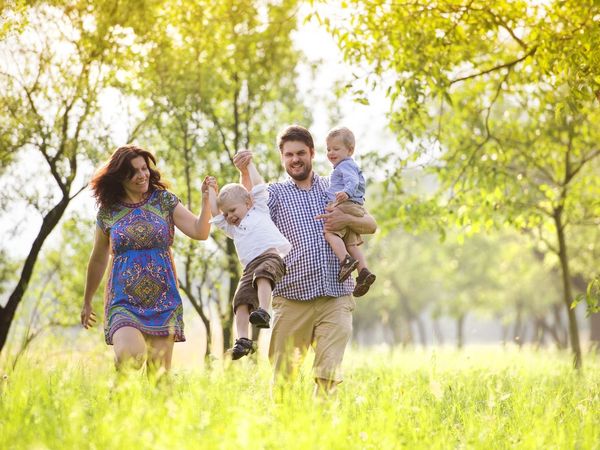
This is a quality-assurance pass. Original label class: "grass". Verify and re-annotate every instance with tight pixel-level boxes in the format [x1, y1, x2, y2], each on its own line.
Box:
[0, 346, 599, 449]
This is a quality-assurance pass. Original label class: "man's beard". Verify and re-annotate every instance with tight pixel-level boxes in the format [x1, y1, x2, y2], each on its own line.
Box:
[287, 162, 312, 181]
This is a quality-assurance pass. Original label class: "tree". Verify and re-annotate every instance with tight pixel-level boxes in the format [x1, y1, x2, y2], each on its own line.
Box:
[322, 0, 600, 368]
[133, 0, 309, 354]
[0, 0, 158, 352]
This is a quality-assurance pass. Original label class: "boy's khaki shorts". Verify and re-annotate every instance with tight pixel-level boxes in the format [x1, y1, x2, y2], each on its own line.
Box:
[269, 295, 355, 383]
[329, 200, 366, 247]
[233, 253, 286, 313]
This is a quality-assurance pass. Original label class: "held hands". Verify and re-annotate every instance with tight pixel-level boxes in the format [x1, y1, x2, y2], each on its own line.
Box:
[335, 191, 349, 203]
[202, 176, 218, 195]
[80, 303, 97, 329]
[233, 150, 253, 172]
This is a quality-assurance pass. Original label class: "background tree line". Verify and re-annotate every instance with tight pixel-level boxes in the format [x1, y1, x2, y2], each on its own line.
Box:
[1, 0, 598, 367]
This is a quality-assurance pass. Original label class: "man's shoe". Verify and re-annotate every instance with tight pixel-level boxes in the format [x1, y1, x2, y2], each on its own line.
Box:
[249, 307, 271, 329]
[338, 255, 358, 282]
[230, 337, 255, 360]
[353, 269, 376, 297]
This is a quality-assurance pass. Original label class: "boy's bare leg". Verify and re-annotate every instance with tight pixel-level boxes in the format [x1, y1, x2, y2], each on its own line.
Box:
[324, 232, 350, 262]
[236, 304, 250, 339]
[256, 277, 272, 311]
[347, 244, 368, 272]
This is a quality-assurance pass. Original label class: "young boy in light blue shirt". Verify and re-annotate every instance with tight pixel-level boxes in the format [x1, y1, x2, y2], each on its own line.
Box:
[324, 126, 376, 297]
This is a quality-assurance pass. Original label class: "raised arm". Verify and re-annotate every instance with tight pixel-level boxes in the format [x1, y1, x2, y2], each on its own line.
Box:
[206, 177, 220, 217]
[172, 176, 213, 240]
[233, 150, 254, 190]
[247, 160, 264, 187]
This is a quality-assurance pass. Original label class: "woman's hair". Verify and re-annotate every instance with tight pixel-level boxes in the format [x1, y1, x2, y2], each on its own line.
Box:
[277, 125, 314, 151]
[90, 145, 167, 209]
[217, 183, 250, 208]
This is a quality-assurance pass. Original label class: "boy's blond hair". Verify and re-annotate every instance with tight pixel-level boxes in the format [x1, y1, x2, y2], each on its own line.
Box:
[217, 183, 251, 208]
[326, 126, 355, 152]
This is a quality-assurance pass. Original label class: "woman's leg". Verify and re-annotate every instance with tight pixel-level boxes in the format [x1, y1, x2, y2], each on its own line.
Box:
[112, 326, 147, 371]
[145, 335, 175, 378]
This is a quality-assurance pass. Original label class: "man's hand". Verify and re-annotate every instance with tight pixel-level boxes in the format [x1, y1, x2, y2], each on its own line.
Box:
[316, 208, 378, 234]
[315, 207, 348, 232]
[233, 150, 253, 172]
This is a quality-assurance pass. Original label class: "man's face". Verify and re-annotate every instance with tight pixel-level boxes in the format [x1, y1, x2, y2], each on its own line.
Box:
[281, 140, 314, 181]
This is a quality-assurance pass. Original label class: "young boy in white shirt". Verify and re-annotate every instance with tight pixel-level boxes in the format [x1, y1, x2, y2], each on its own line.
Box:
[207, 162, 291, 360]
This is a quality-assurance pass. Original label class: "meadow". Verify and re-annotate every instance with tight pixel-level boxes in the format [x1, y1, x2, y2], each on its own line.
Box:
[1, 346, 599, 450]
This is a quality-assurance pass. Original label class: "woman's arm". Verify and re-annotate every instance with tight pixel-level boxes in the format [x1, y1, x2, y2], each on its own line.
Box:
[172, 177, 212, 240]
[81, 226, 110, 328]
[316, 208, 377, 235]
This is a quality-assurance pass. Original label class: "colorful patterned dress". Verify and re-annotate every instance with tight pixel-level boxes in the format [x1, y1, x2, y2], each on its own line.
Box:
[97, 189, 185, 345]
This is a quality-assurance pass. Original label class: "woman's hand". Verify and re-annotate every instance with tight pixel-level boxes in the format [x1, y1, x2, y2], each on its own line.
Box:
[80, 303, 97, 329]
[202, 176, 218, 196]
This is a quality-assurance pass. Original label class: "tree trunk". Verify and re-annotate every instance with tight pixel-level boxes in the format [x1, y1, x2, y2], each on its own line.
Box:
[0, 196, 70, 352]
[513, 302, 523, 347]
[456, 314, 465, 349]
[414, 316, 427, 347]
[553, 210, 582, 369]
[432, 318, 444, 345]
[590, 313, 600, 353]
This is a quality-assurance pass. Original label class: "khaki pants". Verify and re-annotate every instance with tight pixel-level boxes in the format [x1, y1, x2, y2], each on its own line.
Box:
[268, 295, 355, 383]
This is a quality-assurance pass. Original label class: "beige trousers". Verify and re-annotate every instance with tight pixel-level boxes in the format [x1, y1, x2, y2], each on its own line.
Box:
[268, 295, 355, 383]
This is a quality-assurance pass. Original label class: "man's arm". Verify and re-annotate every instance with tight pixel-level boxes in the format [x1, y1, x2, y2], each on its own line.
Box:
[247, 161, 264, 187]
[233, 150, 254, 190]
[316, 208, 377, 235]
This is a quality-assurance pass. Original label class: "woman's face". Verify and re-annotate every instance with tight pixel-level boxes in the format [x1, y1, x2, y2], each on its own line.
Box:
[122, 156, 150, 197]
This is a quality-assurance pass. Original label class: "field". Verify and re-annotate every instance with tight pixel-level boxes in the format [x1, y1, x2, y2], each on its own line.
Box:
[1, 346, 599, 449]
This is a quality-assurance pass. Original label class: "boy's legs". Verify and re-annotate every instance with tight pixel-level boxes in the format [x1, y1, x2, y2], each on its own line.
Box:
[324, 231, 350, 262]
[347, 243, 367, 272]
[256, 277, 272, 311]
[235, 304, 250, 339]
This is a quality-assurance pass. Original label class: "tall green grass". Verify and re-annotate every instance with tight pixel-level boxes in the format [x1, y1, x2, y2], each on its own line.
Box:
[1, 346, 599, 449]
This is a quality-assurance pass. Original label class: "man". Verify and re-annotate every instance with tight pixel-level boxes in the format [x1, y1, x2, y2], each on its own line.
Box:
[234, 125, 377, 395]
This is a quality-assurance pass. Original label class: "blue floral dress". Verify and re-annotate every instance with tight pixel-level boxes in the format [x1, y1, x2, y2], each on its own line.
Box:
[97, 189, 185, 345]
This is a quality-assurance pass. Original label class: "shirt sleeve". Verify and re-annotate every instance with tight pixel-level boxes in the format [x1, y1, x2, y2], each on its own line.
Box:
[251, 183, 269, 213]
[267, 183, 278, 224]
[96, 207, 110, 235]
[160, 190, 180, 213]
[338, 162, 360, 196]
[209, 214, 236, 239]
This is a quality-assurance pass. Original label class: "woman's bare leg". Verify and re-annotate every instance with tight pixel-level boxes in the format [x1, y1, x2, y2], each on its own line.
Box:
[112, 326, 146, 372]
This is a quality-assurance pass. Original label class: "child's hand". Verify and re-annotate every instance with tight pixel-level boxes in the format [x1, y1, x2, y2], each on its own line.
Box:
[335, 191, 349, 203]
[233, 150, 253, 171]
[202, 176, 218, 195]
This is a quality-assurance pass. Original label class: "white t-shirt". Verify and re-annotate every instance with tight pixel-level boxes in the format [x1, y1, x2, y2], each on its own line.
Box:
[210, 183, 292, 267]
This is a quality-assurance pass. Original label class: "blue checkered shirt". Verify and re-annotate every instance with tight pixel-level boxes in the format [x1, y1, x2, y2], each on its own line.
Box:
[268, 174, 354, 301]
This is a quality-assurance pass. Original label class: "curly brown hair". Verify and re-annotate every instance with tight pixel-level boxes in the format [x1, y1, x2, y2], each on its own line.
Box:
[90, 145, 167, 209]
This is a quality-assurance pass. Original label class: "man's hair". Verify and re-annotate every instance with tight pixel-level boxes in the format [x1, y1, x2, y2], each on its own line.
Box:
[278, 125, 314, 151]
[326, 126, 355, 151]
[217, 183, 250, 208]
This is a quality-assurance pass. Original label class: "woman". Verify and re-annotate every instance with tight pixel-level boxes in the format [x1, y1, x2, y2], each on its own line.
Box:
[80, 145, 211, 375]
